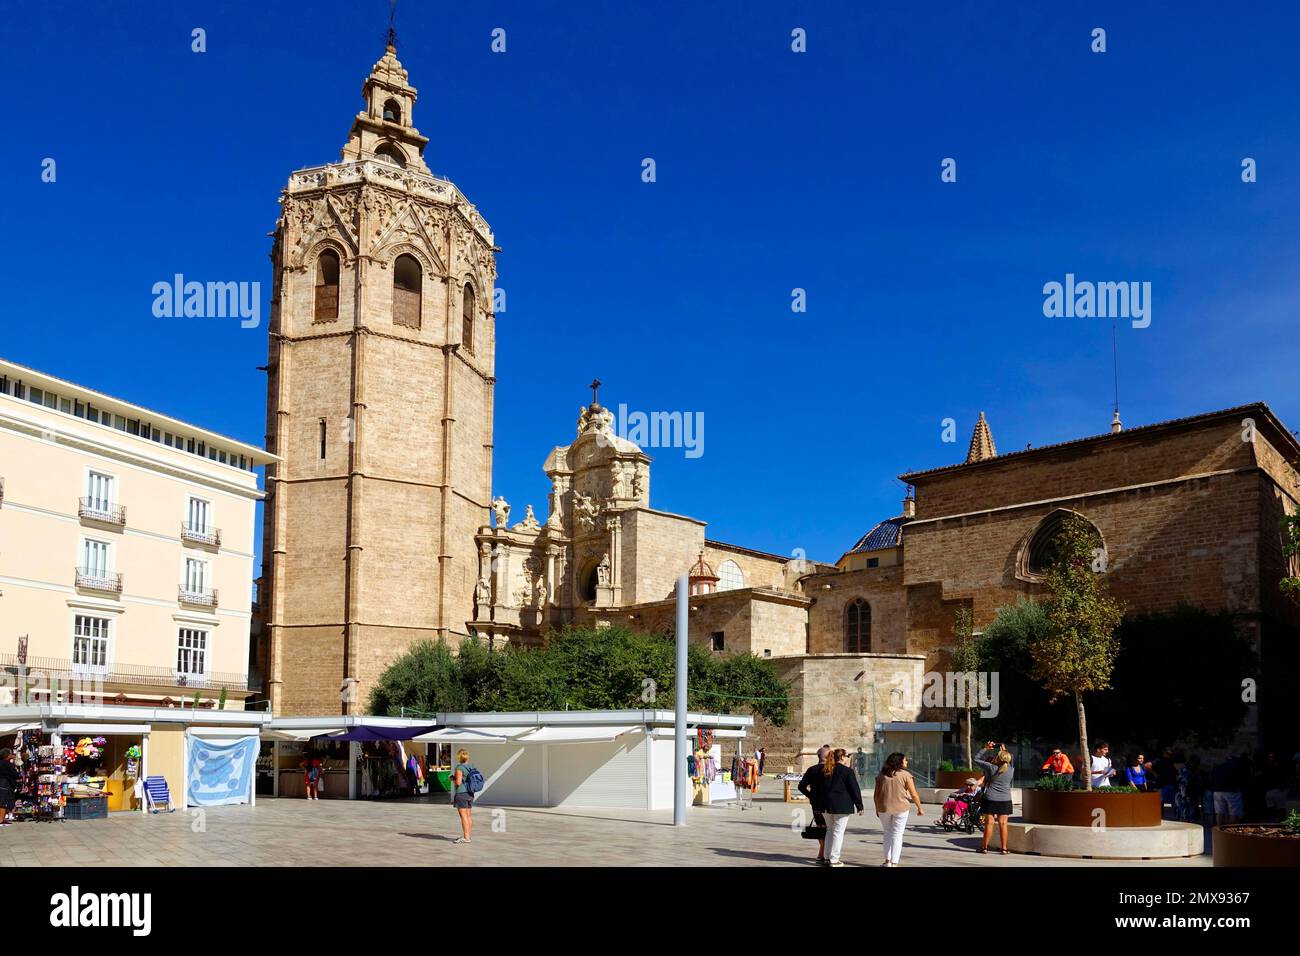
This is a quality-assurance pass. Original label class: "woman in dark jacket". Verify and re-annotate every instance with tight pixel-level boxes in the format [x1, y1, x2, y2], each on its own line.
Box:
[812, 748, 864, 866]
[797, 745, 832, 865]
[0, 749, 20, 826]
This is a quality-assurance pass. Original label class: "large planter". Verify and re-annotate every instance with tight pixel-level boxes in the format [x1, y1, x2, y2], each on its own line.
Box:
[1022, 788, 1161, 827]
[936, 770, 984, 789]
[1213, 825, 1300, 867]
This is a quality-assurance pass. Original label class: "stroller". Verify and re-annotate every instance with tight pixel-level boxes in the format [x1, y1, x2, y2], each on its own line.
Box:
[940, 785, 985, 833]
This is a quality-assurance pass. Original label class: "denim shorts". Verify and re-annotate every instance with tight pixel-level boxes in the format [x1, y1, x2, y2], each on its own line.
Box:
[453, 792, 474, 809]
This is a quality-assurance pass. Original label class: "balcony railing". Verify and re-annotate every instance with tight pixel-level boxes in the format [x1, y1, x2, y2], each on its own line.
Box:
[79, 497, 126, 526]
[181, 522, 222, 548]
[178, 585, 219, 609]
[0, 652, 250, 693]
[75, 567, 123, 593]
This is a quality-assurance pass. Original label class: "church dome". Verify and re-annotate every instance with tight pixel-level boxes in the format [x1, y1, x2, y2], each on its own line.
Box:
[846, 516, 906, 555]
[688, 552, 719, 595]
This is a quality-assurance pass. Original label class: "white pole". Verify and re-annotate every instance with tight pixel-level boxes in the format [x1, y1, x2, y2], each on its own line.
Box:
[673, 571, 689, 826]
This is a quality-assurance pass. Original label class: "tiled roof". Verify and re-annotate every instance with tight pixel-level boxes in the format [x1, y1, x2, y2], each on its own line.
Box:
[847, 516, 906, 555]
[900, 402, 1299, 483]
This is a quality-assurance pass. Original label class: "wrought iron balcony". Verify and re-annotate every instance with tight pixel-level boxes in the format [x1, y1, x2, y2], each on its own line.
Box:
[79, 497, 126, 525]
[0, 652, 250, 694]
[178, 585, 219, 609]
[181, 522, 222, 548]
[75, 567, 123, 593]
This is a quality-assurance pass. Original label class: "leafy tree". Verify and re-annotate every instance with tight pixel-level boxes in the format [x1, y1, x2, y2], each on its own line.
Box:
[368, 625, 792, 725]
[978, 598, 1070, 743]
[1030, 515, 1125, 790]
[368, 639, 468, 715]
[1282, 512, 1300, 604]
[948, 606, 982, 769]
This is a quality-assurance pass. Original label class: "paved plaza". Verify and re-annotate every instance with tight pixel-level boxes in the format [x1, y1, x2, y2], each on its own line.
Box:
[0, 791, 1213, 867]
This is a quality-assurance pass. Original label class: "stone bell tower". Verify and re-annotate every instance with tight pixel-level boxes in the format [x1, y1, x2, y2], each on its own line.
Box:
[261, 42, 497, 715]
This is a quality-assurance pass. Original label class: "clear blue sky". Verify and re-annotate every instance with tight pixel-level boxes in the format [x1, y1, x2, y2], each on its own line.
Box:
[3, 1, 1298, 568]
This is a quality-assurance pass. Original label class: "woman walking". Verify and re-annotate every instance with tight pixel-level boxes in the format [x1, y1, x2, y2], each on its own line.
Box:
[0, 749, 19, 826]
[873, 752, 924, 867]
[817, 748, 864, 867]
[451, 749, 479, 845]
[797, 745, 832, 865]
[974, 741, 1015, 854]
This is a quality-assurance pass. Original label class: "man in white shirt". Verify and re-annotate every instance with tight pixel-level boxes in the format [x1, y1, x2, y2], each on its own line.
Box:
[1090, 741, 1116, 788]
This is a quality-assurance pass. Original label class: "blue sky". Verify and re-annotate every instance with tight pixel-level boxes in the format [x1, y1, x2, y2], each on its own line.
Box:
[3, 1, 1298, 566]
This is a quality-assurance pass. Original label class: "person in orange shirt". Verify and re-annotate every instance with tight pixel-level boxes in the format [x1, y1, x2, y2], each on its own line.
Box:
[1041, 747, 1074, 776]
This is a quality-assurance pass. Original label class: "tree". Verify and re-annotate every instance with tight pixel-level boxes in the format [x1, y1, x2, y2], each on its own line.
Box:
[368, 625, 793, 725]
[1282, 511, 1300, 604]
[1029, 515, 1125, 790]
[948, 606, 981, 769]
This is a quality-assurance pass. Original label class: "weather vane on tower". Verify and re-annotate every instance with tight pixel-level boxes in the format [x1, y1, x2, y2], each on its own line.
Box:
[386, 0, 399, 50]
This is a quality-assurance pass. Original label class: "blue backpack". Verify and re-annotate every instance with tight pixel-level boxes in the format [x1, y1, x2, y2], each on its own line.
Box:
[465, 766, 485, 794]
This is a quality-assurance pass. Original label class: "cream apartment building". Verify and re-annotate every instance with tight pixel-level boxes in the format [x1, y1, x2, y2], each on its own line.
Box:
[0, 358, 276, 709]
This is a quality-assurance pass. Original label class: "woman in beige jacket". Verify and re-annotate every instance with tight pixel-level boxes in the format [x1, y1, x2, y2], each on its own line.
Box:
[873, 752, 924, 867]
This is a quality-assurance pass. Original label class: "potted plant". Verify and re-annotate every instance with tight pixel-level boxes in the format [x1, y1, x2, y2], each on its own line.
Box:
[1213, 809, 1300, 867]
[935, 759, 984, 790]
[1022, 775, 1162, 827]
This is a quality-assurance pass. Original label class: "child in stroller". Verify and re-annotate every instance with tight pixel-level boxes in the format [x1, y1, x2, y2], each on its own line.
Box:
[940, 778, 983, 833]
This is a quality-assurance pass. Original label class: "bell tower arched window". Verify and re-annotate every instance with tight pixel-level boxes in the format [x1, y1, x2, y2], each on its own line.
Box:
[845, 599, 872, 653]
[462, 283, 475, 354]
[314, 250, 340, 322]
[393, 255, 422, 329]
[375, 143, 407, 167]
[382, 98, 402, 124]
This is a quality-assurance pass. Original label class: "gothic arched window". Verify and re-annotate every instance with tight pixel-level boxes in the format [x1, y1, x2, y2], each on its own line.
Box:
[1024, 509, 1102, 577]
[393, 254, 422, 329]
[462, 283, 475, 354]
[314, 250, 340, 322]
[383, 99, 402, 124]
[717, 559, 744, 591]
[845, 598, 872, 653]
[375, 143, 407, 167]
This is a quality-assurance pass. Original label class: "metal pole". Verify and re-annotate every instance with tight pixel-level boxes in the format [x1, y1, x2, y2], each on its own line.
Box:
[673, 572, 689, 826]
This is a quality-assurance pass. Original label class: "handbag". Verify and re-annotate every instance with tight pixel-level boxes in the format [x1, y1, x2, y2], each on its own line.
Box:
[800, 823, 828, 840]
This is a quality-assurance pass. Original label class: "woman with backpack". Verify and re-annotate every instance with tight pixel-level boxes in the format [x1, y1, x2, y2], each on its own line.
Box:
[452, 749, 480, 845]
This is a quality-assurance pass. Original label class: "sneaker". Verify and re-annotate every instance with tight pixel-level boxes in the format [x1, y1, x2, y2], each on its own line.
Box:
[828, 860, 844, 867]
[453, 837, 472, 844]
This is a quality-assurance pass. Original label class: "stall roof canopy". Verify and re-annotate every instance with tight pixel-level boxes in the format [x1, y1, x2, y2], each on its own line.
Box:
[413, 727, 524, 744]
[315, 725, 436, 742]
[512, 725, 644, 744]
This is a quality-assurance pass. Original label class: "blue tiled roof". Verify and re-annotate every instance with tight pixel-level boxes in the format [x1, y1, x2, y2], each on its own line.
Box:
[847, 516, 906, 555]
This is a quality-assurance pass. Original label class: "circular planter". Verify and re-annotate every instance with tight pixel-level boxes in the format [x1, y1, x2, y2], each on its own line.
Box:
[936, 770, 984, 789]
[1022, 788, 1162, 827]
[1213, 825, 1300, 867]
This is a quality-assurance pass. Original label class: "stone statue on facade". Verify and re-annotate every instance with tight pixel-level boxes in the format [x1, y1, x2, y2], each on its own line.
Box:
[596, 553, 611, 587]
[491, 495, 510, 527]
[513, 504, 541, 532]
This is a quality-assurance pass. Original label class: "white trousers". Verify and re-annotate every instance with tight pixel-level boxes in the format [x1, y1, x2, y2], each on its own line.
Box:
[879, 810, 909, 863]
[823, 812, 852, 862]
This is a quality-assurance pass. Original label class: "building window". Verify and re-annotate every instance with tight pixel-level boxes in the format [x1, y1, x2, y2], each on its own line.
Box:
[184, 557, 209, 594]
[82, 538, 111, 577]
[866, 557, 879, 569]
[462, 283, 475, 354]
[86, 471, 115, 512]
[711, 631, 725, 652]
[845, 598, 872, 653]
[717, 559, 744, 591]
[73, 615, 110, 671]
[314, 249, 340, 322]
[188, 497, 211, 533]
[393, 254, 422, 328]
[1024, 509, 1102, 577]
[177, 628, 208, 678]
[375, 143, 407, 167]
[318, 419, 327, 460]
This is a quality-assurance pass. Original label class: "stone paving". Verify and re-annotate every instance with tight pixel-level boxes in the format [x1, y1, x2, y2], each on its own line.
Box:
[0, 792, 1213, 867]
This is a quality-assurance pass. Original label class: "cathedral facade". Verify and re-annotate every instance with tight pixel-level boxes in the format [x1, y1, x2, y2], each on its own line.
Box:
[260, 46, 497, 715]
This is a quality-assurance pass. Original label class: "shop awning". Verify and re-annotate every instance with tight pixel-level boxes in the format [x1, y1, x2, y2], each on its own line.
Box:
[0, 722, 39, 734]
[262, 728, 345, 742]
[314, 724, 437, 742]
[413, 727, 521, 744]
[512, 725, 645, 744]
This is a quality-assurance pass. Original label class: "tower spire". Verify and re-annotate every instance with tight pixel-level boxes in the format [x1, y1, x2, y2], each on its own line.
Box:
[966, 411, 997, 463]
[386, 0, 398, 50]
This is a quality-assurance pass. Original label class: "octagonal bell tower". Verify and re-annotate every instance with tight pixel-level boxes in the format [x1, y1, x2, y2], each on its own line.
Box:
[262, 42, 498, 715]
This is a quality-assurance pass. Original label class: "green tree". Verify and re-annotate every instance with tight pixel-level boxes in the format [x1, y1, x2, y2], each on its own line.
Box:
[368, 639, 468, 715]
[1030, 515, 1125, 790]
[1282, 512, 1300, 604]
[948, 606, 982, 770]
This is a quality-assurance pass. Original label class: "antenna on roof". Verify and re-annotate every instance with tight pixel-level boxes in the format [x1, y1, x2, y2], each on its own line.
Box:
[1110, 317, 1123, 433]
